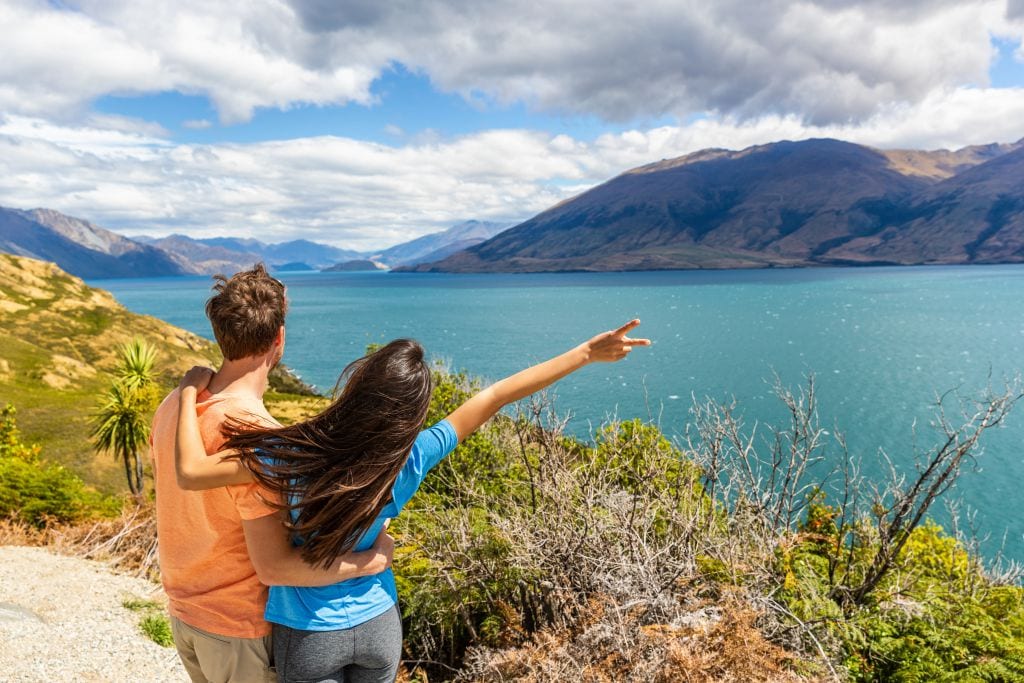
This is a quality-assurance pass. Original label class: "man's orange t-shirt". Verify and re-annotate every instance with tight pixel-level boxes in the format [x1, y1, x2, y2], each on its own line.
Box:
[150, 388, 278, 638]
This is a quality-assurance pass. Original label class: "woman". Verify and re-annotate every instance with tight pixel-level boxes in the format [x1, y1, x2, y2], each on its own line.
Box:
[174, 319, 650, 683]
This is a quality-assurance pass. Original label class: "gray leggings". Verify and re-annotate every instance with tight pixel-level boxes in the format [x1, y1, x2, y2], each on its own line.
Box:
[272, 605, 402, 683]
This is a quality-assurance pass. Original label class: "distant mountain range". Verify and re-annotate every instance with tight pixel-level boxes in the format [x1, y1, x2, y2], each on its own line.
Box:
[5, 136, 1023, 278]
[0, 207, 510, 279]
[132, 234, 363, 273]
[409, 138, 1024, 272]
[370, 220, 510, 266]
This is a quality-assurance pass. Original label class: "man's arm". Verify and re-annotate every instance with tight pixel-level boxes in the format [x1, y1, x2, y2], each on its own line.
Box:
[242, 511, 393, 586]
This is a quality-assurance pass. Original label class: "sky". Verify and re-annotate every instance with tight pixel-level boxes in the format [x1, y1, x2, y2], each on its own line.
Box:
[1, 0, 1023, 250]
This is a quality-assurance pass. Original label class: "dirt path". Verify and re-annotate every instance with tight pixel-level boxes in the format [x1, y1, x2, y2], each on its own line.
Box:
[0, 545, 187, 682]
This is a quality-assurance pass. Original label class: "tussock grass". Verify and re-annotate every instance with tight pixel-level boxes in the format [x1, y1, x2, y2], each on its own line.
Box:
[122, 596, 174, 648]
[139, 614, 174, 647]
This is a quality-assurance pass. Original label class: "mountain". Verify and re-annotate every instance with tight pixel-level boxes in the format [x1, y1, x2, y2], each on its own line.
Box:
[410, 138, 1024, 272]
[0, 208, 187, 278]
[373, 220, 510, 267]
[142, 235, 361, 273]
[192, 236, 265, 253]
[140, 234, 262, 274]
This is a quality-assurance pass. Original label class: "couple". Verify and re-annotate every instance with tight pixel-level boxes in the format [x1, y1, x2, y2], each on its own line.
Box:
[151, 264, 650, 683]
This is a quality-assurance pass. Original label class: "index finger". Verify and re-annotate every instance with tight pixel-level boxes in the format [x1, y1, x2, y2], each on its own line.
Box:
[614, 319, 641, 336]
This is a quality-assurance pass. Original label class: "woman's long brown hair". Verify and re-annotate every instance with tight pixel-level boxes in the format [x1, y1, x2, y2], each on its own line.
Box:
[224, 339, 434, 568]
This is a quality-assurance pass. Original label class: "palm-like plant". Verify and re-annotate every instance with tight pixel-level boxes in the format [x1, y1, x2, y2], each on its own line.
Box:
[92, 340, 158, 496]
[117, 339, 157, 391]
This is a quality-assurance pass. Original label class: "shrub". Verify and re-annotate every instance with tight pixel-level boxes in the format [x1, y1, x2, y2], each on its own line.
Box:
[0, 404, 118, 525]
[389, 368, 1024, 681]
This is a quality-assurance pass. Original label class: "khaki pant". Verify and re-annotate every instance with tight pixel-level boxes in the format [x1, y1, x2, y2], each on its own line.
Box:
[170, 615, 276, 683]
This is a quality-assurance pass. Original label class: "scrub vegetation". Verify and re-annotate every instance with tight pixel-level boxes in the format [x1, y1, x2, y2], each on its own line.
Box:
[386, 365, 1024, 681]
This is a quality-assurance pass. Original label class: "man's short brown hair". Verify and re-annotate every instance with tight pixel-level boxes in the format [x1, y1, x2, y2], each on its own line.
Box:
[205, 263, 288, 361]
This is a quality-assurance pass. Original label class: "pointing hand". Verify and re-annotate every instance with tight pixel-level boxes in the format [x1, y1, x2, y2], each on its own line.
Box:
[585, 319, 652, 362]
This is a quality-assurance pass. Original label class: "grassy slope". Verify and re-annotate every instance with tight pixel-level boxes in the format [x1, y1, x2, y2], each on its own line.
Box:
[0, 253, 322, 493]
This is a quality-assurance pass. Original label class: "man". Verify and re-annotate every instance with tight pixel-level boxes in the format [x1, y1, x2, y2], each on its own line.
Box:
[150, 264, 392, 683]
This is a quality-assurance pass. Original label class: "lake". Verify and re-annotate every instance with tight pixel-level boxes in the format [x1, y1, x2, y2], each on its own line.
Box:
[93, 266, 1024, 562]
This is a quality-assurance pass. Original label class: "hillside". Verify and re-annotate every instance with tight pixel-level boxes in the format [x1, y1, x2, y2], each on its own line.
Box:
[0, 254, 317, 491]
[411, 138, 1024, 272]
[0, 208, 186, 278]
[829, 145, 1024, 264]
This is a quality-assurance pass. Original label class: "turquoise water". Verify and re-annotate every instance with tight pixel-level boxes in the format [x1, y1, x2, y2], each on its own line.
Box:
[93, 266, 1024, 562]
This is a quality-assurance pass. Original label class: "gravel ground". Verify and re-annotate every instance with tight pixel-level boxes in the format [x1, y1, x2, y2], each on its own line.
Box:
[0, 545, 187, 682]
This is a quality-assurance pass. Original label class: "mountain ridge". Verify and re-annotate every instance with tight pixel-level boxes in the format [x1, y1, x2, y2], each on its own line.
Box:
[4, 136, 1022, 278]
[1, 207, 496, 278]
[0, 208, 187, 278]
[409, 137, 1024, 272]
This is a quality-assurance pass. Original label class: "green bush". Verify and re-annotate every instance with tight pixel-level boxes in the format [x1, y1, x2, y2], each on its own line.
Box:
[0, 404, 119, 525]
[781, 520, 1024, 681]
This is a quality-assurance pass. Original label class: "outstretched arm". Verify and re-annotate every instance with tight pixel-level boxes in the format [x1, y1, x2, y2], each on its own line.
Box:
[445, 319, 651, 441]
[174, 366, 253, 490]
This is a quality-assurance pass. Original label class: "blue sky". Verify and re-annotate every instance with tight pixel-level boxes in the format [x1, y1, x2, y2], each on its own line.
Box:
[93, 65, 679, 146]
[1, 1, 1023, 249]
[991, 37, 1024, 87]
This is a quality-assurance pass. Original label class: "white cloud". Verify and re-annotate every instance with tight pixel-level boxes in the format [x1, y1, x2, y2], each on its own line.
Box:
[182, 119, 213, 130]
[1, 85, 1022, 250]
[0, 0, 1021, 125]
[0, 0, 380, 124]
[282, 0, 1022, 124]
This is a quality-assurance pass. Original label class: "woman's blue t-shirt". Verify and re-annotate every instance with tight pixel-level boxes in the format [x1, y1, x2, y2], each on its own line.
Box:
[264, 420, 459, 631]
